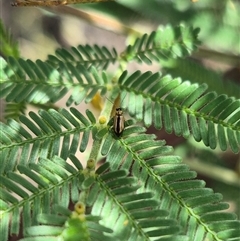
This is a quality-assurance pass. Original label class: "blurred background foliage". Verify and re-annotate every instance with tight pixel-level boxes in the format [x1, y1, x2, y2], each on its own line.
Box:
[1, 0, 240, 220]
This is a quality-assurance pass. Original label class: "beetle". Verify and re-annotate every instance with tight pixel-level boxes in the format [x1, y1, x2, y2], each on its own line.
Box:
[113, 107, 124, 136]
[105, 92, 127, 137]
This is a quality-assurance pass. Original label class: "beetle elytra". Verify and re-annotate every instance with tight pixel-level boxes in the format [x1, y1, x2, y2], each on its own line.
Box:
[113, 107, 124, 136]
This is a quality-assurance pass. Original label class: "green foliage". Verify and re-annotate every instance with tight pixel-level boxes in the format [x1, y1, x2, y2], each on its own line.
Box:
[118, 0, 240, 54]
[0, 20, 19, 58]
[0, 11, 240, 241]
[122, 25, 200, 64]
[162, 58, 240, 99]
[117, 71, 240, 153]
[2, 56, 239, 153]
[47, 44, 118, 70]
[0, 19, 26, 120]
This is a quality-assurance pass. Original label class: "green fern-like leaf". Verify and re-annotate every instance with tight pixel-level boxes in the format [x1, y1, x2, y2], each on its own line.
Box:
[162, 58, 240, 98]
[46, 25, 200, 70]
[100, 128, 240, 240]
[1, 18, 239, 241]
[19, 205, 113, 241]
[0, 20, 26, 119]
[0, 108, 95, 174]
[0, 57, 108, 105]
[0, 156, 84, 240]
[117, 70, 240, 153]
[122, 24, 200, 64]
[87, 164, 188, 241]
[47, 44, 118, 70]
[2, 156, 189, 241]
[2, 102, 27, 120]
